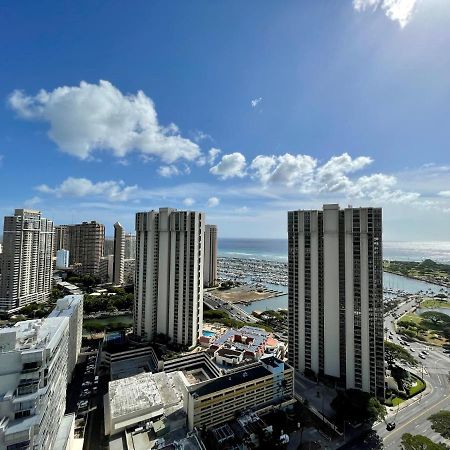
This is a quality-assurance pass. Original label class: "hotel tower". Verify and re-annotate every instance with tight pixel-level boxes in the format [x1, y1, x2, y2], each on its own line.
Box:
[134, 208, 204, 348]
[288, 204, 384, 398]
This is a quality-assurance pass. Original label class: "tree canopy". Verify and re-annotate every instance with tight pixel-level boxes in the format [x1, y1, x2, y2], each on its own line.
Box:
[330, 389, 386, 425]
[385, 341, 418, 367]
[428, 411, 450, 440]
[420, 312, 450, 325]
[401, 433, 449, 450]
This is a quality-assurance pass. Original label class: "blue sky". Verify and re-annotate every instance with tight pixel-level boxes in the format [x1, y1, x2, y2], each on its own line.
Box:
[0, 0, 449, 239]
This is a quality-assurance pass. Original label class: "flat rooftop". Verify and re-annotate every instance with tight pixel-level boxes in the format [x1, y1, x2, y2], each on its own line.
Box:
[193, 365, 272, 397]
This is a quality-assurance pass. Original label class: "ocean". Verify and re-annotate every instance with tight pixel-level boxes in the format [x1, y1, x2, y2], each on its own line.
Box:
[218, 238, 450, 313]
[219, 238, 450, 263]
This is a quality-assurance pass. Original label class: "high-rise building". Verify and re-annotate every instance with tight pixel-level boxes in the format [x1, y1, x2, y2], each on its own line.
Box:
[68, 221, 105, 276]
[287, 204, 384, 398]
[48, 294, 83, 383]
[113, 222, 125, 285]
[54, 225, 70, 256]
[124, 233, 136, 259]
[204, 225, 218, 287]
[99, 255, 114, 282]
[0, 209, 54, 311]
[134, 208, 204, 348]
[56, 249, 70, 269]
[0, 316, 70, 449]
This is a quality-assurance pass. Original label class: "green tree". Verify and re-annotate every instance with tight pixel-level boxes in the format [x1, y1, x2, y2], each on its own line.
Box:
[331, 389, 386, 425]
[428, 411, 450, 440]
[401, 433, 449, 450]
[420, 312, 450, 326]
[385, 341, 418, 367]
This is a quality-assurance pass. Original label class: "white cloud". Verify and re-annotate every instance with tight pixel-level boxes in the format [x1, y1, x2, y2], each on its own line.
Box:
[353, 0, 418, 28]
[24, 196, 42, 207]
[158, 165, 180, 177]
[8, 80, 201, 163]
[36, 177, 138, 202]
[183, 197, 195, 207]
[210, 152, 246, 179]
[207, 197, 220, 208]
[438, 190, 450, 197]
[196, 147, 221, 167]
[235, 206, 249, 213]
[251, 97, 263, 108]
[251, 153, 317, 188]
[191, 130, 212, 143]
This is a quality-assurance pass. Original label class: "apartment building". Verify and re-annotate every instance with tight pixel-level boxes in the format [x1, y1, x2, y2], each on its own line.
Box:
[134, 208, 204, 348]
[68, 221, 105, 276]
[287, 204, 384, 398]
[0, 317, 70, 450]
[48, 294, 83, 383]
[0, 209, 54, 311]
[204, 225, 218, 287]
[113, 222, 125, 285]
[183, 356, 294, 430]
[54, 225, 70, 256]
[56, 249, 70, 269]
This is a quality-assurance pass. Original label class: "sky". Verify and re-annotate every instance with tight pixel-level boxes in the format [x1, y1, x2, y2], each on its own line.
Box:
[0, 0, 449, 239]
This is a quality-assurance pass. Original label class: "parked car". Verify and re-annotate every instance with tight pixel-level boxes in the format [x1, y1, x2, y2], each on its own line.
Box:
[77, 400, 88, 409]
[82, 381, 93, 387]
[419, 354, 426, 359]
[386, 422, 396, 431]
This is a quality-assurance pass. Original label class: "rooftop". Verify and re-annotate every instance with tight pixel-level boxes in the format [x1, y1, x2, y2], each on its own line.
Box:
[192, 365, 272, 397]
[0, 316, 68, 353]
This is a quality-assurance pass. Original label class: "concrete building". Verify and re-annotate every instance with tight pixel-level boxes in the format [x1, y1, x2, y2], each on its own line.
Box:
[99, 255, 114, 283]
[56, 249, 70, 269]
[0, 209, 54, 311]
[48, 294, 83, 383]
[113, 222, 125, 285]
[134, 208, 205, 348]
[54, 225, 70, 256]
[124, 233, 136, 259]
[204, 225, 218, 287]
[183, 356, 294, 430]
[287, 204, 384, 398]
[0, 316, 70, 450]
[123, 259, 135, 284]
[104, 371, 186, 436]
[68, 221, 105, 276]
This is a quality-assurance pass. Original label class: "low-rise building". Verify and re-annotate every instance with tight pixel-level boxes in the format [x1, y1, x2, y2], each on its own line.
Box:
[104, 371, 186, 436]
[183, 355, 294, 430]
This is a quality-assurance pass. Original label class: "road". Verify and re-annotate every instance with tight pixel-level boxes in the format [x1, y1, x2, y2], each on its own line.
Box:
[204, 291, 259, 323]
[376, 297, 450, 448]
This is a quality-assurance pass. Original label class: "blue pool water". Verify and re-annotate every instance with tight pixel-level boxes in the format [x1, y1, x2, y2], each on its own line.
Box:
[203, 330, 215, 337]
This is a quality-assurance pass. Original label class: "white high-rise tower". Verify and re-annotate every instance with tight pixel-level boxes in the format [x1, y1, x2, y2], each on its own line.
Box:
[113, 222, 125, 285]
[134, 208, 204, 348]
[0, 209, 54, 311]
[288, 204, 384, 398]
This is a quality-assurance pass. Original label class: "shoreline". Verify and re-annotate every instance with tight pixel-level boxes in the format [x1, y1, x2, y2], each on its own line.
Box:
[383, 269, 450, 289]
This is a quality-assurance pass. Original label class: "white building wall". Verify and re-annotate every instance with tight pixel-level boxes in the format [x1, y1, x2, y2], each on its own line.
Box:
[323, 205, 340, 378]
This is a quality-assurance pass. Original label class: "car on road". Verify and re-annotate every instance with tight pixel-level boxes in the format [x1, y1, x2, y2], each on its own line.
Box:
[82, 381, 93, 387]
[77, 400, 88, 409]
[410, 348, 415, 352]
[421, 350, 428, 355]
[419, 353, 426, 359]
[443, 349, 450, 354]
[386, 422, 396, 431]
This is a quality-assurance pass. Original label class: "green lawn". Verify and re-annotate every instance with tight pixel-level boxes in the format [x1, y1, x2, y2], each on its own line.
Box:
[420, 298, 450, 309]
[392, 397, 404, 406]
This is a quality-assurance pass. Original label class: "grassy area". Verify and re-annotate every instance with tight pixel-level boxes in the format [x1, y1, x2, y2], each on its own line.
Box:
[397, 313, 449, 346]
[409, 379, 426, 396]
[420, 298, 450, 309]
[392, 397, 404, 406]
[203, 308, 273, 332]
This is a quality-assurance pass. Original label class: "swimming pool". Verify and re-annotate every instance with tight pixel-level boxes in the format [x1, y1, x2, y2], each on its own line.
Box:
[203, 330, 215, 337]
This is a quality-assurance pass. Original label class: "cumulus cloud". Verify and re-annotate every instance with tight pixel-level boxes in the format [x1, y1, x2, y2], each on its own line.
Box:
[438, 191, 450, 197]
[353, 0, 418, 28]
[183, 197, 195, 206]
[8, 80, 201, 163]
[251, 154, 317, 188]
[251, 97, 263, 108]
[158, 165, 181, 177]
[210, 152, 246, 179]
[207, 197, 220, 208]
[36, 177, 138, 201]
